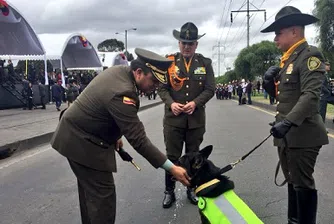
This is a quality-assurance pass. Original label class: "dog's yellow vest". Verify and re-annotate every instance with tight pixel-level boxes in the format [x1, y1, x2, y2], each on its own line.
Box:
[198, 190, 263, 224]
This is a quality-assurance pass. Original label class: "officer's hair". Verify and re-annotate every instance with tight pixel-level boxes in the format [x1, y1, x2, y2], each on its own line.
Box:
[130, 59, 150, 74]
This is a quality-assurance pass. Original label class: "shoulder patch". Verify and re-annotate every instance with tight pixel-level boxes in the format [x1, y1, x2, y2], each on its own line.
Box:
[123, 96, 136, 106]
[307, 57, 321, 71]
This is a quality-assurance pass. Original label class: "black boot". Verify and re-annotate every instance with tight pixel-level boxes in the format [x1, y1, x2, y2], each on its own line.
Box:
[295, 188, 317, 224]
[162, 172, 176, 208]
[187, 187, 198, 205]
[288, 184, 298, 224]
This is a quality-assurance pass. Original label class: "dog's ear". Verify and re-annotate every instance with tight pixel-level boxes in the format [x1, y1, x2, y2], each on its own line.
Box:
[199, 145, 213, 159]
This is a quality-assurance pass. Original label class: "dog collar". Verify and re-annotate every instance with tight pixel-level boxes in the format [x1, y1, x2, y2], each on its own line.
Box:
[195, 178, 220, 195]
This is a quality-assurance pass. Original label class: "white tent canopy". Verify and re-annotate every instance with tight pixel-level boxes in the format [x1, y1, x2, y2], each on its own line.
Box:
[98, 52, 129, 67]
[38, 33, 102, 86]
[0, 0, 48, 83]
[0, 0, 44, 56]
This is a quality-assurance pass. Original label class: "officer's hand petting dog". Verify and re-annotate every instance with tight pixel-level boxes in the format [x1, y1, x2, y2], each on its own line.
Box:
[270, 119, 295, 139]
[169, 165, 191, 187]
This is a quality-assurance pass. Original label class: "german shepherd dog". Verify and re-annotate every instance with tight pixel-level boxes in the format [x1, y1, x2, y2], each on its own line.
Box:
[178, 145, 235, 224]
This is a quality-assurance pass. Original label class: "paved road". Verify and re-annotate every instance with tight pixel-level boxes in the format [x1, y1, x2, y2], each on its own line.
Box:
[0, 99, 333, 224]
[0, 96, 161, 147]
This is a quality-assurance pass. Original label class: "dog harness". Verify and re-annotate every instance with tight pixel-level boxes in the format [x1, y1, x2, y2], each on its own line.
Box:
[196, 179, 263, 224]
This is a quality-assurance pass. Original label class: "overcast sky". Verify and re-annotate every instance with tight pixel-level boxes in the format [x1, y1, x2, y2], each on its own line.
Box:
[9, 0, 318, 75]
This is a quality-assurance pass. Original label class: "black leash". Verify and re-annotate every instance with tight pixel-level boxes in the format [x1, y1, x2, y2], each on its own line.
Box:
[274, 137, 288, 187]
[219, 133, 272, 174]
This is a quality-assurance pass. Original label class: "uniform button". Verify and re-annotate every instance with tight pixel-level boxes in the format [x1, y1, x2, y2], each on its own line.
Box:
[276, 111, 279, 115]
[199, 82, 202, 85]
[100, 142, 103, 145]
[199, 77, 202, 79]
[277, 81, 281, 84]
[277, 101, 280, 105]
[186, 77, 190, 80]
[277, 91, 280, 95]
[286, 78, 289, 82]
[186, 85, 189, 88]
[186, 93, 189, 96]
[186, 101, 189, 103]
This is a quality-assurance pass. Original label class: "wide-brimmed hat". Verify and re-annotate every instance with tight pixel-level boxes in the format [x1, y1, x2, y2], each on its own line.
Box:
[134, 48, 173, 84]
[261, 6, 318, 33]
[173, 22, 205, 42]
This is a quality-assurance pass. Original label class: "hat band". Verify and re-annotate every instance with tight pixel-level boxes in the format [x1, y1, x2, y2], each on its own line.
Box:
[145, 63, 167, 75]
[146, 63, 167, 84]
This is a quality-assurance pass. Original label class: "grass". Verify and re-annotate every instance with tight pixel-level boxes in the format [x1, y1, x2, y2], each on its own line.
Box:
[250, 92, 334, 119]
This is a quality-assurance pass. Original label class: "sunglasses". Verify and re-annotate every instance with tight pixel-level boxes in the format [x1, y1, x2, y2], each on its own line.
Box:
[181, 41, 196, 46]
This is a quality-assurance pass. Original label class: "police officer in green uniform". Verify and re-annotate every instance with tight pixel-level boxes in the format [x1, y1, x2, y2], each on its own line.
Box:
[51, 48, 190, 224]
[158, 22, 215, 208]
[262, 6, 329, 224]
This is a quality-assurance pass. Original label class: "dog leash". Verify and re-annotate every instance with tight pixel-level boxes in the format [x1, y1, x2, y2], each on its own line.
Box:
[219, 133, 272, 174]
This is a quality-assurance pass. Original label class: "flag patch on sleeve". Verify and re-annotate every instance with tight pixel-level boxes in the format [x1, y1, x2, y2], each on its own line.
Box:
[123, 96, 136, 106]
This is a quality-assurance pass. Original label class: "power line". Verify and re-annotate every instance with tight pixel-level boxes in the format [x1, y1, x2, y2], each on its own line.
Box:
[251, 0, 294, 41]
[221, 0, 247, 50]
[231, 0, 267, 47]
[216, 0, 229, 41]
[218, 0, 235, 43]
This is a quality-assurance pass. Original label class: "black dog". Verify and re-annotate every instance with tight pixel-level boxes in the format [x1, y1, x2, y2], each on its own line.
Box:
[178, 145, 235, 223]
[178, 145, 234, 196]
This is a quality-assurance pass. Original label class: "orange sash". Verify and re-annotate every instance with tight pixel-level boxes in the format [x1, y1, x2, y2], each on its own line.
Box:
[167, 55, 187, 91]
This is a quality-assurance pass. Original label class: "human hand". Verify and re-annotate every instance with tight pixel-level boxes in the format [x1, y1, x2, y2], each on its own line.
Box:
[116, 138, 123, 150]
[169, 165, 190, 186]
[270, 119, 294, 138]
[264, 66, 280, 81]
[171, 102, 184, 116]
[182, 101, 196, 115]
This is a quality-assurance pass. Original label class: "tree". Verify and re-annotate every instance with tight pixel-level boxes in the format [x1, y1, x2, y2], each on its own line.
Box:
[234, 41, 281, 81]
[97, 39, 125, 52]
[97, 39, 134, 61]
[313, 0, 334, 77]
[215, 69, 237, 84]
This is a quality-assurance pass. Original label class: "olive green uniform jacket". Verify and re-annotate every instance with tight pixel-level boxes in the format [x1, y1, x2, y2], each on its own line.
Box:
[274, 42, 329, 147]
[51, 66, 167, 172]
[158, 53, 215, 129]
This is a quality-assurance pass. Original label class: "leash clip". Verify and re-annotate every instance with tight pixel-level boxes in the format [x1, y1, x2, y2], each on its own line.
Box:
[231, 159, 241, 168]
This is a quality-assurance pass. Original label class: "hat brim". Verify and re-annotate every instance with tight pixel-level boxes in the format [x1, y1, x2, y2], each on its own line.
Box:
[261, 14, 318, 33]
[172, 30, 205, 42]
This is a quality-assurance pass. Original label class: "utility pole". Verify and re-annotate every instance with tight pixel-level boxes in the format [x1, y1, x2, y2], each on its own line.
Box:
[116, 28, 137, 58]
[212, 42, 225, 76]
[231, 0, 266, 47]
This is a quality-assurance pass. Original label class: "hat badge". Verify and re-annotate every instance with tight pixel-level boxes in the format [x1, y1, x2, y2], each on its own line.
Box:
[185, 29, 190, 40]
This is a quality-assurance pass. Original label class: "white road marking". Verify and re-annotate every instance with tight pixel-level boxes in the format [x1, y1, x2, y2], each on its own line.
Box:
[0, 147, 50, 170]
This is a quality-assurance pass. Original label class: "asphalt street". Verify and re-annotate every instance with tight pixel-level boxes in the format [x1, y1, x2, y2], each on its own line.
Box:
[0, 99, 333, 224]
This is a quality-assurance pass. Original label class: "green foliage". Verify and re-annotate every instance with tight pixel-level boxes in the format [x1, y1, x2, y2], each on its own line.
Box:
[97, 39, 125, 52]
[313, 0, 334, 77]
[215, 70, 237, 84]
[234, 41, 281, 81]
